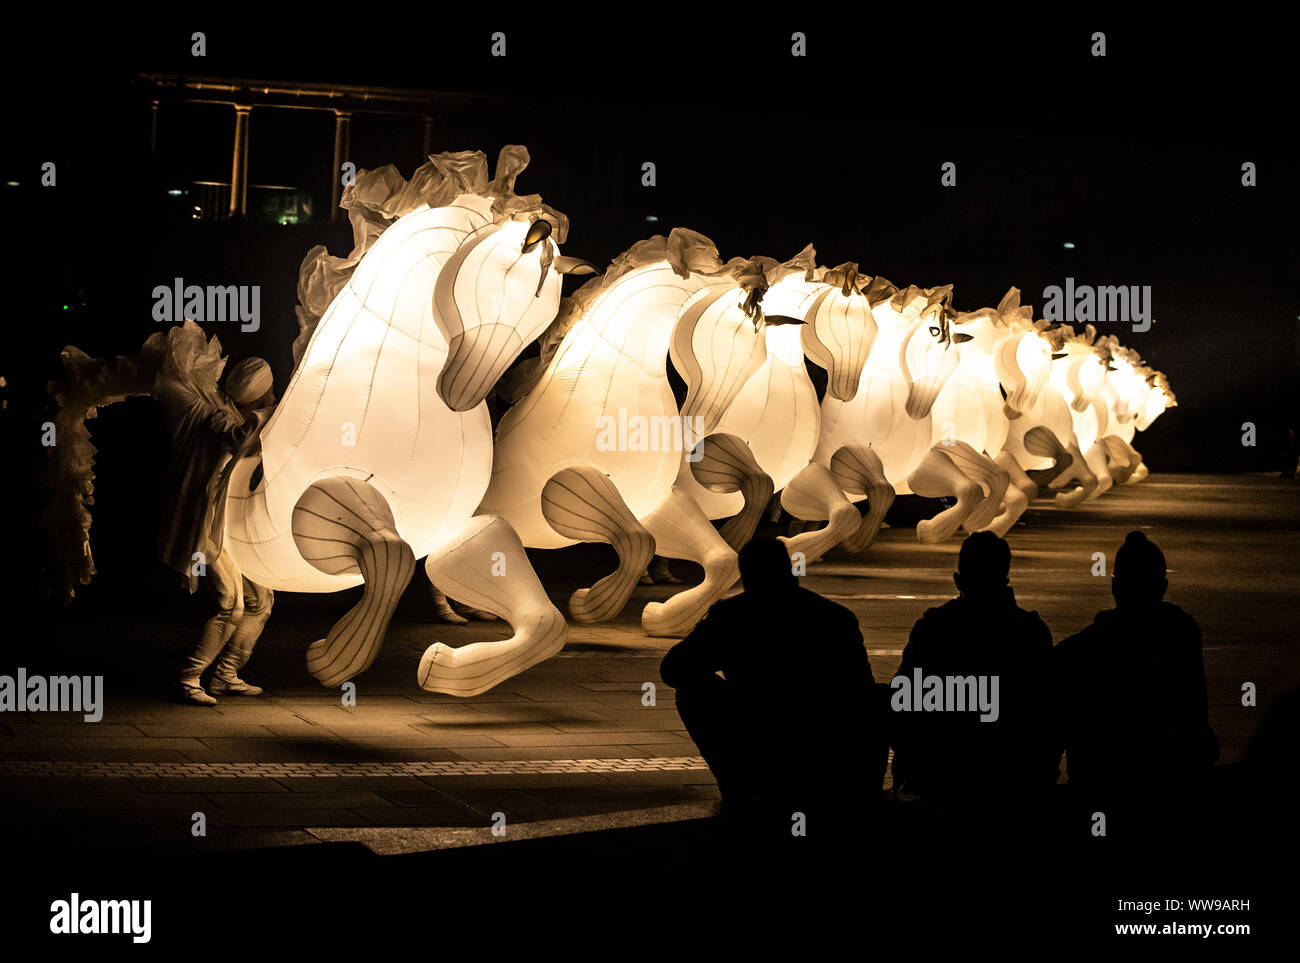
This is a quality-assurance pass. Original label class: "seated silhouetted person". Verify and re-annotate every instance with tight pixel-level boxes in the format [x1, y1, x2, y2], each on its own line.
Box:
[1055, 531, 1218, 800]
[660, 537, 886, 814]
[890, 532, 1057, 807]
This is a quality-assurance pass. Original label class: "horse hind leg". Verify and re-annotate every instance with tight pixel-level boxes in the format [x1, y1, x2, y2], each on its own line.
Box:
[293, 478, 417, 687]
[542, 465, 655, 623]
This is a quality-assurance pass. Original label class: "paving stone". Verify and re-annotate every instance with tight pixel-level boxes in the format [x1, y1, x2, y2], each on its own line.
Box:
[449, 746, 659, 761]
[276, 775, 432, 793]
[204, 791, 391, 810]
[352, 807, 485, 827]
[132, 776, 291, 793]
[206, 809, 374, 828]
[487, 730, 694, 747]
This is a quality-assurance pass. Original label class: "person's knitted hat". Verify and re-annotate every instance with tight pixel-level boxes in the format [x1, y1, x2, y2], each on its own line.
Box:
[1114, 530, 1166, 581]
[225, 357, 273, 405]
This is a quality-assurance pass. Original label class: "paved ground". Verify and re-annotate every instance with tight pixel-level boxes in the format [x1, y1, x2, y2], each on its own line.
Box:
[3, 473, 1297, 854]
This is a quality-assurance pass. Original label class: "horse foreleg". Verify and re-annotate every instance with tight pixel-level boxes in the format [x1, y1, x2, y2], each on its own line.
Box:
[293, 477, 417, 687]
[907, 447, 983, 543]
[419, 515, 567, 697]
[779, 461, 861, 563]
[829, 443, 895, 553]
[688, 433, 774, 553]
[639, 485, 740, 637]
[1082, 440, 1114, 497]
[541, 465, 655, 623]
[989, 452, 1036, 535]
[937, 441, 1010, 533]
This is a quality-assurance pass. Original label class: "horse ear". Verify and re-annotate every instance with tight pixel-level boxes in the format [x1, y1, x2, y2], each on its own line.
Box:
[763, 314, 807, 326]
[522, 219, 552, 253]
[553, 256, 597, 276]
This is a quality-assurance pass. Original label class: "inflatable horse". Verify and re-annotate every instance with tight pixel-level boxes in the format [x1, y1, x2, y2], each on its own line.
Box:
[812, 278, 1011, 545]
[674, 259, 884, 564]
[49, 148, 595, 697]
[481, 229, 777, 637]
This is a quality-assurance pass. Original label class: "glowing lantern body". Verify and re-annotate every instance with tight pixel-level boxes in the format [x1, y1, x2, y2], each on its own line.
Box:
[814, 282, 1006, 543]
[46, 148, 1183, 684]
[675, 261, 879, 562]
[925, 289, 1054, 535]
[1049, 332, 1113, 497]
[482, 229, 770, 636]
[219, 148, 579, 695]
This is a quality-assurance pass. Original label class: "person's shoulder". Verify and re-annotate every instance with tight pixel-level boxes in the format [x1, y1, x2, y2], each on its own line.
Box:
[1011, 603, 1053, 642]
[703, 594, 747, 620]
[915, 597, 961, 624]
[1157, 601, 1202, 640]
[1054, 612, 1110, 652]
[1158, 601, 1197, 624]
[800, 588, 854, 616]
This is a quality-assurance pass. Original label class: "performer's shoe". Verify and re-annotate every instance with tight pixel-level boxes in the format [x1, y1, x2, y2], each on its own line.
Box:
[209, 677, 263, 696]
[648, 558, 683, 584]
[176, 683, 218, 706]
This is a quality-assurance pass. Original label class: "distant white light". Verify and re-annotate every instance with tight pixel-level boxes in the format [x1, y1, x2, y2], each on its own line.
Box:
[167, 189, 184, 196]
[1063, 241, 1076, 249]
[645, 215, 659, 223]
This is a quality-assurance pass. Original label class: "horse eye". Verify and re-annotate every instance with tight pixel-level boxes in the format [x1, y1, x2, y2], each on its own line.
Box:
[928, 326, 940, 337]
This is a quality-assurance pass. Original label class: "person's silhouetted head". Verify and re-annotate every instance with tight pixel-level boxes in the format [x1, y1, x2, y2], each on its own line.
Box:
[1111, 530, 1167, 607]
[738, 537, 797, 594]
[953, 531, 1011, 599]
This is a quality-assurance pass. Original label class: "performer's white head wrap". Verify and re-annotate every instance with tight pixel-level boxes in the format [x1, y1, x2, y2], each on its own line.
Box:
[225, 357, 273, 405]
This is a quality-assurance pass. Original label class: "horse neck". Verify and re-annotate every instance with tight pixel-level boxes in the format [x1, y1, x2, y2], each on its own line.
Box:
[580, 264, 719, 378]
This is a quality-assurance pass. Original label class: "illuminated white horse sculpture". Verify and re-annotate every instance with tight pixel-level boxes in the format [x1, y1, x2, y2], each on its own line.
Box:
[675, 260, 884, 563]
[224, 147, 592, 696]
[1045, 325, 1120, 498]
[997, 315, 1104, 505]
[928, 289, 1056, 535]
[481, 229, 773, 637]
[813, 279, 1012, 544]
[1094, 339, 1172, 485]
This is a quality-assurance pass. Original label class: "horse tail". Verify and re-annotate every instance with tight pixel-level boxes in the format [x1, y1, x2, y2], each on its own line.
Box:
[39, 336, 167, 602]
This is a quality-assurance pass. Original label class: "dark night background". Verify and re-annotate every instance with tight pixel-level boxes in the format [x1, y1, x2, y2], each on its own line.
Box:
[2, 13, 1296, 608]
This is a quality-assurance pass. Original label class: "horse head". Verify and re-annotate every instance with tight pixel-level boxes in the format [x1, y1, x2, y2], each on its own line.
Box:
[435, 213, 594, 411]
[670, 281, 768, 435]
[768, 261, 878, 403]
[887, 283, 960, 420]
[981, 288, 1053, 420]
